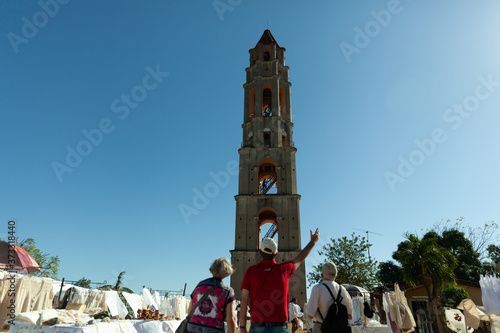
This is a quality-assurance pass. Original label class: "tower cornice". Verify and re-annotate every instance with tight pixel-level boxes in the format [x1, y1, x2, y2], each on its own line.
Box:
[240, 117, 295, 128]
[245, 61, 290, 72]
[243, 79, 292, 89]
[234, 194, 301, 200]
[237, 146, 297, 153]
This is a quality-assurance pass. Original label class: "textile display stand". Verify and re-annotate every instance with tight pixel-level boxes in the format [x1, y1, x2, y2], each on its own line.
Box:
[8, 319, 182, 333]
[0, 276, 189, 333]
[343, 286, 391, 333]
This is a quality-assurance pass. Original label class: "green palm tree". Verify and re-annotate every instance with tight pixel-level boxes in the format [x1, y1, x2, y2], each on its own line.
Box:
[99, 271, 135, 318]
[393, 233, 457, 333]
[99, 271, 134, 293]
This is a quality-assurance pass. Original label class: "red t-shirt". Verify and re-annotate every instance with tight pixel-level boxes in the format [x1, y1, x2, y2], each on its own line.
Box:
[241, 259, 296, 322]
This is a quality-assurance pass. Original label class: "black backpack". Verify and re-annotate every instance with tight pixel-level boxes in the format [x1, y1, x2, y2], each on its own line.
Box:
[317, 283, 350, 333]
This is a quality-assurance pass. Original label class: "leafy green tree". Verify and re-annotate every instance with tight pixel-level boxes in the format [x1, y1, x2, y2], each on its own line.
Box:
[426, 218, 499, 260]
[19, 238, 59, 279]
[74, 277, 91, 288]
[482, 245, 500, 274]
[423, 229, 481, 282]
[377, 260, 402, 285]
[487, 244, 500, 263]
[393, 233, 457, 333]
[441, 285, 468, 308]
[307, 233, 379, 290]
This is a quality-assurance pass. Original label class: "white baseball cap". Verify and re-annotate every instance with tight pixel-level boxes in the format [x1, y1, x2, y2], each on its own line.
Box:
[260, 238, 278, 254]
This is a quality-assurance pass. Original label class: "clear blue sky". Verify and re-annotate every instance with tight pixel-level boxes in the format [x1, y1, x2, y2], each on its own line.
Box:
[1, 1, 499, 295]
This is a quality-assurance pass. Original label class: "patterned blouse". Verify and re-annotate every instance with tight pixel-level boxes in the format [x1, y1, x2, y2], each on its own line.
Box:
[187, 278, 235, 333]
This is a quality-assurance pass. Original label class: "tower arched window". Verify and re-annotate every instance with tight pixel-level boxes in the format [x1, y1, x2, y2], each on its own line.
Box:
[258, 207, 278, 245]
[258, 158, 277, 194]
[263, 87, 272, 116]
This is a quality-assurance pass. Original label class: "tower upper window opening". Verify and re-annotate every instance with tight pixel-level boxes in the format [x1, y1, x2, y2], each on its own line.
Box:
[264, 50, 270, 61]
[263, 88, 272, 116]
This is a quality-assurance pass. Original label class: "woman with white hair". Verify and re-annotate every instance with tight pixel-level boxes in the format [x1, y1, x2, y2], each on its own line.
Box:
[186, 257, 237, 333]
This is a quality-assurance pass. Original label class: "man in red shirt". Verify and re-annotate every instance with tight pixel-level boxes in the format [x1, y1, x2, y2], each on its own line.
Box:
[239, 229, 320, 333]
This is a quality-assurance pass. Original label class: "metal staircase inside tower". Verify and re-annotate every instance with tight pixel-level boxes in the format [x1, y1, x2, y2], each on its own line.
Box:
[260, 172, 277, 194]
[263, 224, 277, 239]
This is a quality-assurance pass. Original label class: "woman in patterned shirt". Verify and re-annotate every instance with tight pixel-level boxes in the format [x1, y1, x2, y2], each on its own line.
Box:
[187, 257, 237, 333]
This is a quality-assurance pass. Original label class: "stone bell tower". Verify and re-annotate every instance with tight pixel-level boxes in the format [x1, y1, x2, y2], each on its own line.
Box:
[230, 30, 306, 306]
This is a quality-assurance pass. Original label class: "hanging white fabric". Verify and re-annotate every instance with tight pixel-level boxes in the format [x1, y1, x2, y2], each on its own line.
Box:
[141, 288, 158, 310]
[479, 275, 500, 315]
[104, 290, 128, 318]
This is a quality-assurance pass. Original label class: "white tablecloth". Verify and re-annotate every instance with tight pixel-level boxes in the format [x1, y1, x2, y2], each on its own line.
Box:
[351, 325, 392, 333]
[8, 319, 181, 333]
[130, 319, 181, 333]
[9, 321, 124, 333]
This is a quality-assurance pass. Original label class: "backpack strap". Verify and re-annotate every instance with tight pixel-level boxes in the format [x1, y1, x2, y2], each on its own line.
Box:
[316, 283, 343, 320]
[323, 283, 343, 304]
[335, 286, 343, 304]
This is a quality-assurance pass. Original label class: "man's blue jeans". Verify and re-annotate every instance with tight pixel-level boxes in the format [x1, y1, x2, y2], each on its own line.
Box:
[249, 323, 289, 333]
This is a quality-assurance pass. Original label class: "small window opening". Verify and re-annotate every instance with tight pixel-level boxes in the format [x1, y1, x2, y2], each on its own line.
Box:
[264, 50, 270, 61]
[264, 133, 271, 147]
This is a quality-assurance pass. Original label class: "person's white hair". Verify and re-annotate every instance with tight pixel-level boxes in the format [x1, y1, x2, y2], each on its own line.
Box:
[210, 257, 234, 279]
[321, 262, 337, 281]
